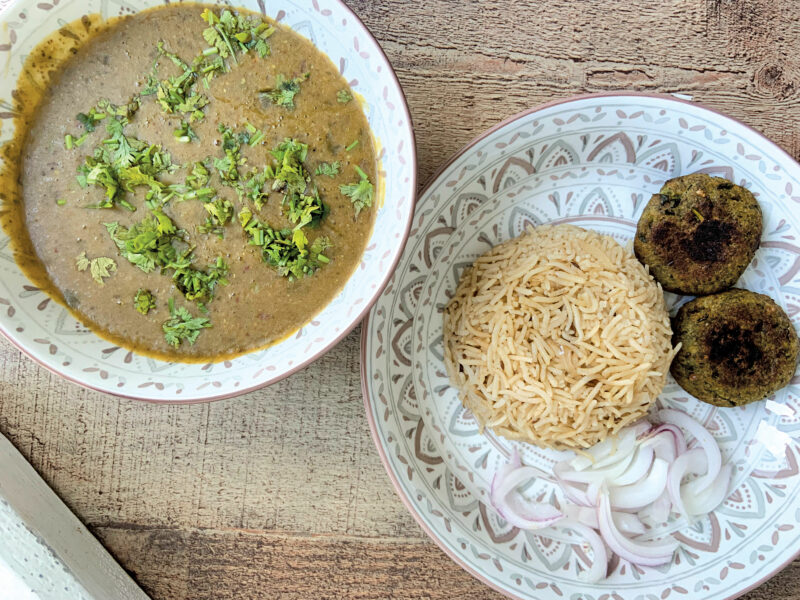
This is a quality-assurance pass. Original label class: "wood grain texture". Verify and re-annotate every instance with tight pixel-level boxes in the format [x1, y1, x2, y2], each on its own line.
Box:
[3, 0, 800, 598]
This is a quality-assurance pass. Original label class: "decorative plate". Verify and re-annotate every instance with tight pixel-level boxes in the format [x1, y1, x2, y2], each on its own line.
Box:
[0, 0, 415, 401]
[362, 93, 800, 600]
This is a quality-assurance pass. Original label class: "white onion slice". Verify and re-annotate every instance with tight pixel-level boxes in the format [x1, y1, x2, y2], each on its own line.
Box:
[641, 430, 679, 463]
[559, 519, 608, 582]
[570, 421, 651, 471]
[488, 411, 731, 582]
[564, 505, 597, 528]
[597, 493, 678, 566]
[495, 492, 564, 529]
[613, 511, 647, 536]
[638, 490, 672, 525]
[564, 504, 642, 534]
[659, 409, 721, 494]
[666, 448, 707, 520]
[649, 423, 687, 454]
[683, 463, 733, 516]
[557, 450, 635, 484]
[609, 458, 668, 510]
[491, 465, 563, 529]
[555, 476, 593, 507]
[612, 446, 654, 487]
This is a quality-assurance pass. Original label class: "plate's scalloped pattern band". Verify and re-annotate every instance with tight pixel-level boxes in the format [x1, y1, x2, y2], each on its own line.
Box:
[362, 95, 800, 600]
[0, 0, 415, 401]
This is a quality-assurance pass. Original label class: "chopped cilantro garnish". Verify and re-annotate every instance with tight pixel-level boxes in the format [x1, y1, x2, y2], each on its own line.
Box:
[268, 138, 309, 194]
[186, 161, 211, 189]
[76, 119, 175, 211]
[244, 123, 265, 146]
[76, 99, 138, 137]
[106, 210, 229, 303]
[76, 112, 96, 132]
[66, 133, 91, 149]
[149, 42, 209, 122]
[239, 208, 331, 280]
[75, 252, 89, 271]
[201, 8, 275, 64]
[340, 165, 374, 217]
[213, 124, 245, 189]
[260, 73, 309, 110]
[76, 252, 117, 286]
[134, 289, 156, 315]
[345, 140, 359, 152]
[169, 253, 229, 302]
[262, 138, 326, 225]
[238, 168, 267, 210]
[105, 211, 177, 274]
[337, 89, 353, 104]
[285, 189, 328, 228]
[163, 297, 211, 347]
[56, 198, 66, 206]
[174, 120, 198, 143]
[315, 162, 340, 178]
[199, 197, 234, 237]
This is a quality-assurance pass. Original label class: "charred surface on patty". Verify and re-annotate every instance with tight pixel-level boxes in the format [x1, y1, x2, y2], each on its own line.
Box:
[671, 289, 799, 406]
[634, 173, 762, 295]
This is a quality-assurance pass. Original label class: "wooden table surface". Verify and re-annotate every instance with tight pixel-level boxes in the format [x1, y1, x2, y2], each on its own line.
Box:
[3, 0, 800, 598]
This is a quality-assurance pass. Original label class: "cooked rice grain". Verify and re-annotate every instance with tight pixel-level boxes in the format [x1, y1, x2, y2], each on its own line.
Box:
[443, 224, 676, 450]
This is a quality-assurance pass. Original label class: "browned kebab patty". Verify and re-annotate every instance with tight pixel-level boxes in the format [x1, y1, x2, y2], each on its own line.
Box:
[670, 289, 799, 407]
[634, 173, 762, 295]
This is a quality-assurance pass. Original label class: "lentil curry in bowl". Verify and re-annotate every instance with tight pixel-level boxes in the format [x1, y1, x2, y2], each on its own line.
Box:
[2, 3, 379, 362]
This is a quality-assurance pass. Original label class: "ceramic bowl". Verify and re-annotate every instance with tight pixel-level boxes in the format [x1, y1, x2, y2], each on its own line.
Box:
[0, 0, 415, 401]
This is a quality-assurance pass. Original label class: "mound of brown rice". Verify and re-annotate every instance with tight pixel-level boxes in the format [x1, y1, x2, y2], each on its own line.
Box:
[443, 224, 676, 450]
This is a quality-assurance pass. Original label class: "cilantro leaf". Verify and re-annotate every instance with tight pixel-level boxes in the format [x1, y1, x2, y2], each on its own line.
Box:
[186, 161, 211, 189]
[89, 257, 117, 286]
[167, 253, 229, 302]
[198, 197, 234, 238]
[239, 209, 331, 281]
[76, 252, 90, 271]
[76, 119, 174, 211]
[259, 73, 309, 110]
[134, 289, 156, 315]
[76, 252, 116, 285]
[213, 124, 245, 190]
[174, 120, 198, 143]
[315, 161, 340, 177]
[106, 211, 229, 304]
[76, 112, 96, 132]
[151, 43, 209, 122]
[337, 89, 353, 104]
[105, 211, 176, 274]
[200, 8, 275, 65]
[162, 298, 211, 347]
[339, 165, 374, 217]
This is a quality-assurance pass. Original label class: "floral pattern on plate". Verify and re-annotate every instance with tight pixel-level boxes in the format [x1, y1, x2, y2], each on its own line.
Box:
[363, 94, 800, 600]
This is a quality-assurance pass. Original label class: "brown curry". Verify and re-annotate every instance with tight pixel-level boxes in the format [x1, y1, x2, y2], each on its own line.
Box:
[1, 4, 378, 362]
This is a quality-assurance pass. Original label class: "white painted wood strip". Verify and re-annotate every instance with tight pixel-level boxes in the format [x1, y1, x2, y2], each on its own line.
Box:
[0, 434, 148, 600]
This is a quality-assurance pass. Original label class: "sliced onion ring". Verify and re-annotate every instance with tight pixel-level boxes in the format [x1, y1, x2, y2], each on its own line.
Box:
[683, 463, 733, 516]
[609, 458, 668, 510]
[559, 519, 608, 582]
[611, 446, 654, 487]
[659, 408, 721, 494]
[666, 448, 707, 520]
[597, 492, 678, 566]
[491, 465, 563, 529]
[488, 411, 732, 582]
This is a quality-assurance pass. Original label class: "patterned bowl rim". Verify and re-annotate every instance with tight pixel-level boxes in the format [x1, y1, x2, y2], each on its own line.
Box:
[0, 0, 417, 403]
[360, 90, 800, 600]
